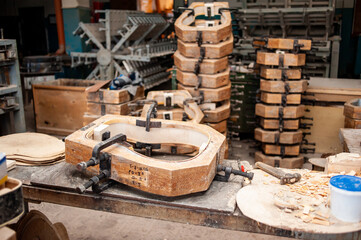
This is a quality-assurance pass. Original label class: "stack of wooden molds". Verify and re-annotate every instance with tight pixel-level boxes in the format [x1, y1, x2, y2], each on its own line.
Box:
[174, 5, 233, 136]
[83, 82, 145, 126]
[344, 98, 361, 129]
[254, 38, 312, 168]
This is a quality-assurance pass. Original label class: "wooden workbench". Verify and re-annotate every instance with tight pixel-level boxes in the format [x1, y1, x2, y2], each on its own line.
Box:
[8, 161, 360, 239]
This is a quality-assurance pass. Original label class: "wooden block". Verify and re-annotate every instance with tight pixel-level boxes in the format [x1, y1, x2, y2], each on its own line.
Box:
[256, 104, 305, 119]
[260, 67, 302, 80]
[257, 52, 306, 66]
[344, 98, 361, 119]
[33, 79, 97, 136]
[255, 151, 304, 168]
[260, 118, 300, 130]
[262, 144, 300, 156]
[177, 36, 233, 58]
[175, 2, 232, 44]
[87, 101, 130, 116]
[261, 92, 301, 105]
[202, 100, 231, 123]
[87, 86, 144, 104]
[254, 128, 303, 144]
[176, 69, 230, 88]
[178, 83, 231, 103]
[344, 117, 361, 129]
[205, 120, 227, 133]
[325, 153, 361, 174]
[255, 38, 312, 51]
[174, 51, 228, 74]
[260, 79, 308, 93]
[152, 108, 185, 121]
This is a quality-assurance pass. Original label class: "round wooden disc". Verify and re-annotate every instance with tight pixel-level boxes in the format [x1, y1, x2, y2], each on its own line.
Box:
[17, 210, 64, 240]
[0, 133, 64, 159]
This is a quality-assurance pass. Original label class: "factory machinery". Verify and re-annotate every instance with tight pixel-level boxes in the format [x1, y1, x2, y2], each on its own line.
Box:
[71, 10, 176, 89]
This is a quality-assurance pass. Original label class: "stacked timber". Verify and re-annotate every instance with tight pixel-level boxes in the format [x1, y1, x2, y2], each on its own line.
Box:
[174, 2, 232, 136]
[254, 38, 312, 168]
[83, 81, 144, 126]
[344, 98, 361, 129]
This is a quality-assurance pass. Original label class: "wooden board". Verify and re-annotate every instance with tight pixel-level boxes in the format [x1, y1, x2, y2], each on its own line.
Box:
[236, 169, 361, 234]
[178, 83, 231, 103]
[257, 52, 306, 67]
[344, 117, 361, 129]
[304, 78, 361, 103]
[260, 67, 302, 80]
[174, 51, 228, 74]
[33, 79, 96, 136]
[262, 144, 300, 156]
[256, 104, 305, 119]
[201, 100, 231, 123]
[260, 118, 300, 130]
[254, 151, 304, 168]
[254, 38, 312, 51]
[177, 36, 233, 58]
[254, 128, 303, 144]
[303, 105, 344, 154]
[174, 2, 232, 44]
[176, 69, 230, 89]
[260, 79, 308, 93]
[261, 92, 301, 105]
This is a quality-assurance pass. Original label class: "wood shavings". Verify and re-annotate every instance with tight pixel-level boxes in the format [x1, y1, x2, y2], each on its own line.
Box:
[301, 215, 312, 223]
[303, 206, 310, 215]
[311, 219, 330, 226]
[347, 170, 356, 176]
[274, 198, 299, 210]
[284, 208, 293, 213]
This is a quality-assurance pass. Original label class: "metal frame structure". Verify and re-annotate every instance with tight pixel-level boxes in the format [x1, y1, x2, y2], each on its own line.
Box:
[71, 10, 176, 89]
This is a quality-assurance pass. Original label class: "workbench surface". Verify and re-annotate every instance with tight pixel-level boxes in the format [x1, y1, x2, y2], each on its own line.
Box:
[8, 160, 360, 240]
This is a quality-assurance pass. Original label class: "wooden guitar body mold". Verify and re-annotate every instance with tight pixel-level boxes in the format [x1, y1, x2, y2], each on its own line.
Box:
[65, 115, 226, 197]
[175, 2, 232, 44]
[141, 90, 204, 123]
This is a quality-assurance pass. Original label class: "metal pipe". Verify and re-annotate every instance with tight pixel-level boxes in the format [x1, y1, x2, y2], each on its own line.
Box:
[54, 0, 66, 55]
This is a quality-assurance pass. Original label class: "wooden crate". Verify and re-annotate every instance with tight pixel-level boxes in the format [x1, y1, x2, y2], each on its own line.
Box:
[33, 79, 96, 136]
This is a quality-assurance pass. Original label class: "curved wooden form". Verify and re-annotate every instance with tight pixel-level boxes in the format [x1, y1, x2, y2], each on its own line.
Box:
[344, 117, 361, 129]
[65, 115, 226, 197]
[176, 69, 230, 89]
[260, 92, 301, 105]
[177, 36, 233, 59]
[178, 83, 231, 103]
[141, 90, 204, 123]
[174, 51, 228, 74]
[0, 177, 24, 227]
[205, 120, 227, 133]
[344, 98, 361, 119]
[254, 38, 311, 51]
[260, 79, 308, 93]
[256, 104, 305, 119]
[260, 67, 302, 80]
[262, 144, 300, 156]
[259, 118, 300, 130]
[255, 151, 303, 168]
[201, 100, 231, 123]
[254, 128, 303, 144]
[257, 52, 306, 67]
[175, 2, 232, 44]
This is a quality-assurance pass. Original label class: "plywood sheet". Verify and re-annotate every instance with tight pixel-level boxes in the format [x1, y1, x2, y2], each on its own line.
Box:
[303, 106, 344, 154]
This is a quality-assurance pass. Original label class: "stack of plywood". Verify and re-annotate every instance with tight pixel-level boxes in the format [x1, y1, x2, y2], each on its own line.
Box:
[0, 133, 65, 166]
[254, 38, 312, 168]
[83, 81, 145, 126]
[174, 2, 232, 136]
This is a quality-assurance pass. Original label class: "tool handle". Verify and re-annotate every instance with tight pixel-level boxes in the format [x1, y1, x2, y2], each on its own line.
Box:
[255, 162, 285, 179]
